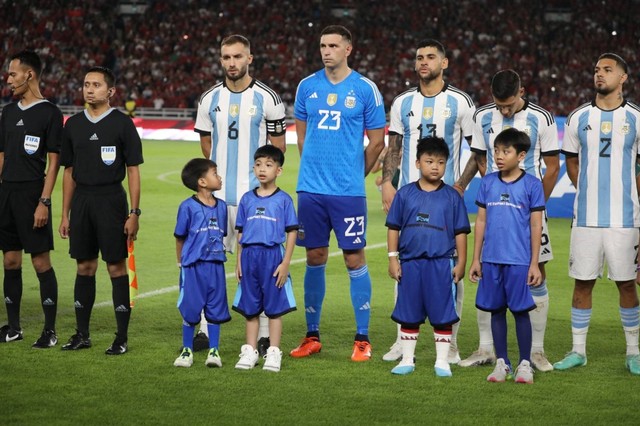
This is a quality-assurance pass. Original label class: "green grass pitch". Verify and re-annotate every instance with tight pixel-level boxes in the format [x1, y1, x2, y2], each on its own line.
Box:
[3, 140, 640, 425]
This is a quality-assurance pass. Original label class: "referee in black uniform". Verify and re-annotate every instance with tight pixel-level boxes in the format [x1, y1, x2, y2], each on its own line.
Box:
[59, 66, 143, 355]
[0, 50, 62, 348]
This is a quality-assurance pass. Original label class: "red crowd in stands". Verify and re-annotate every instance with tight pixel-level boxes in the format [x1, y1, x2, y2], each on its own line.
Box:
[1, 0, 638, 116]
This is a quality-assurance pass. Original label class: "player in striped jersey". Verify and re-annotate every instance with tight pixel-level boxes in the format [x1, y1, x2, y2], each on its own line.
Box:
[290, 25, 386, 361]
[194, 35, 286, 355]
[554, 53, 640, 375]
[460, 70, 560, 371]
[380, 39, 476, 364]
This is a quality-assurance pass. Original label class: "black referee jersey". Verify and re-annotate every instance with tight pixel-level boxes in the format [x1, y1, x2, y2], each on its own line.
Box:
[0, 100, 63, 182]
[60, 108, 144, 186]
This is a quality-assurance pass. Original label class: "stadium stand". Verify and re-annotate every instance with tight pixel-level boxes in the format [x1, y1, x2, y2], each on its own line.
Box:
[1, 0, 638, 117]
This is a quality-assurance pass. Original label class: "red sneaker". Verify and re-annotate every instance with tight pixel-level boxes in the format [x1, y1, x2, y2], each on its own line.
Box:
[290, 337, 322, 358]
[351, 341, 372, 362]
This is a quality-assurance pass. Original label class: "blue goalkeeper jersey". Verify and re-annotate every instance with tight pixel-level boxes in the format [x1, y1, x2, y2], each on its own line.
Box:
[235, 188, 299, 247]
[475, 171, 545, 266]
[386, 181, 470, 261]
[174, 196, 228, 266]
[294, 69, 386, 196]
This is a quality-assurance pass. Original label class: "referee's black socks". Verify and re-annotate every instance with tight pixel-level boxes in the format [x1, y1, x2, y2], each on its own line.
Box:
[111, 275, 130, 341]
[37, 268, 58, 331]
[74, 274, 96, 336]
[3, 268, 22, 331]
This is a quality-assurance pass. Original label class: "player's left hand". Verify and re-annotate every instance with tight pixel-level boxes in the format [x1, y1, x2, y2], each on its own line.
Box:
[124, 214, 139, 241]
[452, 263, 465, 283]
[33, 203, 48, 228]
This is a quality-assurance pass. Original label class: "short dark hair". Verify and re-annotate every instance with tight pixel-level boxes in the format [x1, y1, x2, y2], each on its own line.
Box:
[181, 158, 218, 192]
[416, 39, 446, 57]
[597, 52, 629, 74]
[491, 69, 521, 100]
[10, 50, 42, 78]
[321, 25, 352, 43]
[416, 136, 449, 160]
[86, 66, 116, 88]
[221, 34, 251, 50]
[254, 144, 285, 166]
[494, 128, 531, 154]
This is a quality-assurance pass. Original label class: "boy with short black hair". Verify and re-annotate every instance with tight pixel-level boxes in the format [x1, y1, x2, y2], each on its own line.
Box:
[233, 145, 298, 372]
[386, 136, 470, 377]
[174, 158, 231, 368]
[469, 127, 545, 384]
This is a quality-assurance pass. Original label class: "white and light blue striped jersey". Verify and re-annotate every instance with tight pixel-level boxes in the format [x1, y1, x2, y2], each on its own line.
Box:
[295, 69, 386, 196]
[562, 100, 640, 228]
[194, 79, 286, 205]
[388, 83, 475, 187]
[471, 100, 559, 179]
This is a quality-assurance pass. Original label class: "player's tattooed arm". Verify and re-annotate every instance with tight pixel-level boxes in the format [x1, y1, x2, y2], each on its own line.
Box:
[381, 132, 403, 213]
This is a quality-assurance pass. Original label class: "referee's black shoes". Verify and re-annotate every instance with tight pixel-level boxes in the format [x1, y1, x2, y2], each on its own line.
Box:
[105, 334, 128, 355]
[61, 331, 92, 350]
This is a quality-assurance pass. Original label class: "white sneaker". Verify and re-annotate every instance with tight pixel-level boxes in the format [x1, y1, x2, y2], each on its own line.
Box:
[174, 347, 193, 368]
[514, 360, 535, 384]
[459, 348, 496, 367]
[263, 346, 283, 372]
[235, 344, 259, 370]
[487, 358, 512, 382]
[205, 348, 222, 368]
[382, 341, 402, 362]
[448, 344, 461, 364]
[530, 351, 553, 372]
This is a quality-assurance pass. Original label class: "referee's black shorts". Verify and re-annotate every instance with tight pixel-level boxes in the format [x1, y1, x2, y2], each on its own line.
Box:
[0, 180, 53, 254]
[69, 183, 129, 263]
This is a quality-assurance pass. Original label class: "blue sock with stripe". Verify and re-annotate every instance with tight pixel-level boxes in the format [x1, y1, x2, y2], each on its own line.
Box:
[349, 265, 371, 337]
[207, 323, 220, 349]
[182, 322, 195, 350]
[304, 264, 326, 336]
[571, 307, 591, 355]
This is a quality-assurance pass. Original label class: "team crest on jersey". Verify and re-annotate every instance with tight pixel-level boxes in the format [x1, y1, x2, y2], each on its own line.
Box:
[601, 121, 612, 135]
[327, 94, 338, 106]
[416, 213, 430, 223]
[422, 107, 433, 119]
[208, 217, 218, 229]
[500, 193, 510, 202]
[230, 104, 240, 117]
[255, 207, 266, 216]
[502, 125, 512, 131]
[23, 135, 40, 155]
[345, 96, 356, 108]
[101, 146, 116, 165]
[522, 126, 532, 136]
[248, 105, 257, 116]
[621, 121, 630, 135]
[442, 108, 451, 118]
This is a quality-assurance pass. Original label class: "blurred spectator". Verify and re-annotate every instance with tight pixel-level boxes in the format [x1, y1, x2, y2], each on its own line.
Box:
[1, 0, 639, 116]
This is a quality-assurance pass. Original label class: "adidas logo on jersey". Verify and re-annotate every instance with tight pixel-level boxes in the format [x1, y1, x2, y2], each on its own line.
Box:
[42, 298, 55, 306]
[16, 119, 24, 126]
[353, 237, 362, 244]
[487, 127, 494, 134]
[309, 92, 318, 99]
[89, 133, 99, 141]
[541, 247, 551, 256]
[582, 125, 592, 131]
[115, 304, 129, 312]
[213, 106, 221, 112]
[405, 111, 414, 117]
[74, 300, 84, 309]
[359, 302, 370, 311]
